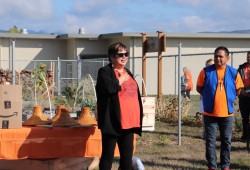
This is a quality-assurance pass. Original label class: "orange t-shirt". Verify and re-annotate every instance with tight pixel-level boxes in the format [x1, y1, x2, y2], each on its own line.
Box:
[197, 67, 244, 117]
[243, 65, 250, 88]
[115, 70, 140, 129]
[185, 71, 193, 90]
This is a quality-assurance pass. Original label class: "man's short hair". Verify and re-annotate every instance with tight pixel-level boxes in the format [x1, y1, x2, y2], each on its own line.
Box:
[214, 46, 229, 56]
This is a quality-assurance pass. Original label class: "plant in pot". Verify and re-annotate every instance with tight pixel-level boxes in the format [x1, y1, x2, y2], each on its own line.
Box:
[54, 81, 96, 120]
[77, 99, 96, 119]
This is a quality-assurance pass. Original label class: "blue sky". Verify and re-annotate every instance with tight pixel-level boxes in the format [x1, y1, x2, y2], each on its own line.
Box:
[1, 0, 250, 34]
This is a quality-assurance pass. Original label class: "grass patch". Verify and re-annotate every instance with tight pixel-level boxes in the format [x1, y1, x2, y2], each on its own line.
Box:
[112, 121, 250, 170]
[110, 95, 250, 169]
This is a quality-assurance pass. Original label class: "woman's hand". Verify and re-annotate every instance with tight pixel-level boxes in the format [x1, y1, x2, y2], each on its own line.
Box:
[118, 73, 129, 85]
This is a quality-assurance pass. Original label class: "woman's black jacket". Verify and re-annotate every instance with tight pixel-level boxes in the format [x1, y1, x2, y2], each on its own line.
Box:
[95, 63, 143, 136]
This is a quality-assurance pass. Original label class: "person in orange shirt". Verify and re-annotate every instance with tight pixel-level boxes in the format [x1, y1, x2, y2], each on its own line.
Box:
[196, 46, 244, 170]
[96, 42, 143, 170]
[181, 67, 193, 101]
[237, 51, 250, 141]
[200, 58, 215, 139]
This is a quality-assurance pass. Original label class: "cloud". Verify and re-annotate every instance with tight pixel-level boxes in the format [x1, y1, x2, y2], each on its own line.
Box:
[62, 0, 130, 33]
[72, 0, 124, 15]
[0, 0, 53, 32]
[168, 16, 213, 32]
[0, 0, 52, 19]
[1, 0, 250, 34]
[63, 15, 83, 34]
[63, 13, 120, 34]
[176, 0, 201, 6]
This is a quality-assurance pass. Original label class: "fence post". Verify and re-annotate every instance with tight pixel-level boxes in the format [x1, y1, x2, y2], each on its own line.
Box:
[77, 59, 82, 85]
[102, 59, 105, 67]
[157, 31, 163, 102]
[175, 55, 177, 96]
[12, 38, 16, 85]
[141, 33, 147, 96]
[57, 57, 61, 95]
[178, 42, 182, 145]
[231, 52, 234, 67]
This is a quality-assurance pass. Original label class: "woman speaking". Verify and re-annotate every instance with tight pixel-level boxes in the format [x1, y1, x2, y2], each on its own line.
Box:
[96, 42, 143, 170]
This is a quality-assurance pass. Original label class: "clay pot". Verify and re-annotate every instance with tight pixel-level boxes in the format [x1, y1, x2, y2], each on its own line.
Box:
[77, 107, 97, 125]
[23, 105, 51, 126]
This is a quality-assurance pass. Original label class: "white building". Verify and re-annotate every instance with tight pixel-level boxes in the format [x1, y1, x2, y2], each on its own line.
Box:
[0, 32, 249, 95]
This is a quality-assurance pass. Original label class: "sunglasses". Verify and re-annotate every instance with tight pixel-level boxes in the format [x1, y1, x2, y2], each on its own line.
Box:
[115, 52, 129, 58]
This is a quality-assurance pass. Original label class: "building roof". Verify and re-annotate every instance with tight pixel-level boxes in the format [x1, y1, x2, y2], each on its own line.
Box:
[1, 32, 250, 40]
[100, 32, 250, 39]
[57, 34, 100, 39]
[0, 33, 57, 39]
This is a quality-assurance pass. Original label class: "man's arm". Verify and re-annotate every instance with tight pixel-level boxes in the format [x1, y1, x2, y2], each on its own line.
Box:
[236, 88, 241, 96]
[196, 69, 205, 95]
[196, 85, 203, 95]
[235, 72, 244, 96]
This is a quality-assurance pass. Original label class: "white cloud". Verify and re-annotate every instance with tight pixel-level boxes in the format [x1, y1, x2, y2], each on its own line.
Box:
[176, 0, 201, 6]
[73, 0, 121, 14]
[1, 0, 250, 34]
[63, 13, 119, 34]
[61, 0, 130, 33]
[169, 16, 214, 32]
[0, 0, 52, 20]
[63, 15, 82, 34]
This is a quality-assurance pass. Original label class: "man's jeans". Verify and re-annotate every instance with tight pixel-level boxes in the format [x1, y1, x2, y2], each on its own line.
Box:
[204, 115, 233, 169]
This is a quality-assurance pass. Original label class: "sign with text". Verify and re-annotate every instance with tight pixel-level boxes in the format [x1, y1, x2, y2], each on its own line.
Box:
[145, 36, 166, 53]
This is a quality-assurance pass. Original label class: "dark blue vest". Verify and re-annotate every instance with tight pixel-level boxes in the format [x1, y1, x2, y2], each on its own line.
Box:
[202, 64, 237, 114]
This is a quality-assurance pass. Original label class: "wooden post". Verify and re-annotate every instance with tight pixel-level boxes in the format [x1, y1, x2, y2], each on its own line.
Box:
[141, 33, 147, 96]
[157, 31, 163, 103]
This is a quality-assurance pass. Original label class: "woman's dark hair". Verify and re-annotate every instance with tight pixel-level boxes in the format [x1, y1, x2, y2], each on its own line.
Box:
[214, 46, 229, 56]
[108, 42, 126, 61]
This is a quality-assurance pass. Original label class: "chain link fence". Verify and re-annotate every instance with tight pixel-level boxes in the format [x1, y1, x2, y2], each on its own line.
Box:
[1, 50, 247, 97]
[132, 50, 248, 96]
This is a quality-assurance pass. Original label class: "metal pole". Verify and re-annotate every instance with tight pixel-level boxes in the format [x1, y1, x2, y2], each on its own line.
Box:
[178, 42, 182, 145]
[77, 59, 82, 85]
[12, 38, 16, 85]
[175, 55, 177, 96]
[57, 57, 61, 95]
[132, 37, 135, 74]
[230, 52, 234, 67]
[141, 33, 147, 96]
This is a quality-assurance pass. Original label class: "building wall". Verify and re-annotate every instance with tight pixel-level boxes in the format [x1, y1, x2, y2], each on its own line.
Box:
[0, 37, 67, 70]
[66, 39, 76, 60]
[76, 39, 109, 57]
[127, 36, 250, 95]
[0, 32, 249, 96]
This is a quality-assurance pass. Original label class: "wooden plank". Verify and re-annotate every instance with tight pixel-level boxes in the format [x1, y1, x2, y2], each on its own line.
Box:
[143, 113, 155, 126]
[0, 158, 94, 170]
[141, 97, 156, 131]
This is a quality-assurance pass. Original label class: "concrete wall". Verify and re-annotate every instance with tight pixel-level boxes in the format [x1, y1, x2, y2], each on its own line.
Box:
[0, 32, 249, 95]
[0, 37, 66, 70]
[125, 35, 250, 95]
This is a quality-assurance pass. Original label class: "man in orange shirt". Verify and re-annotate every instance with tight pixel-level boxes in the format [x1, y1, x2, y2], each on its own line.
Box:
[196, 46, 244, 170]
[237, 51, 250, 141]
[181, 67, 193, 101]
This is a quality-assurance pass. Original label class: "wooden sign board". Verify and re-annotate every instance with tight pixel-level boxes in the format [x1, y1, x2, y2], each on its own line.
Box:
[141, 96, 155, 131]
[145, 36, 166, 53]
[145, 37, 158, 52]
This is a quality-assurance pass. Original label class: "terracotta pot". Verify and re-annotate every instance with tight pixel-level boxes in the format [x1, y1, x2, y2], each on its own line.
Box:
[77, 107, 97, 125]
[22, 105, 51, 126]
